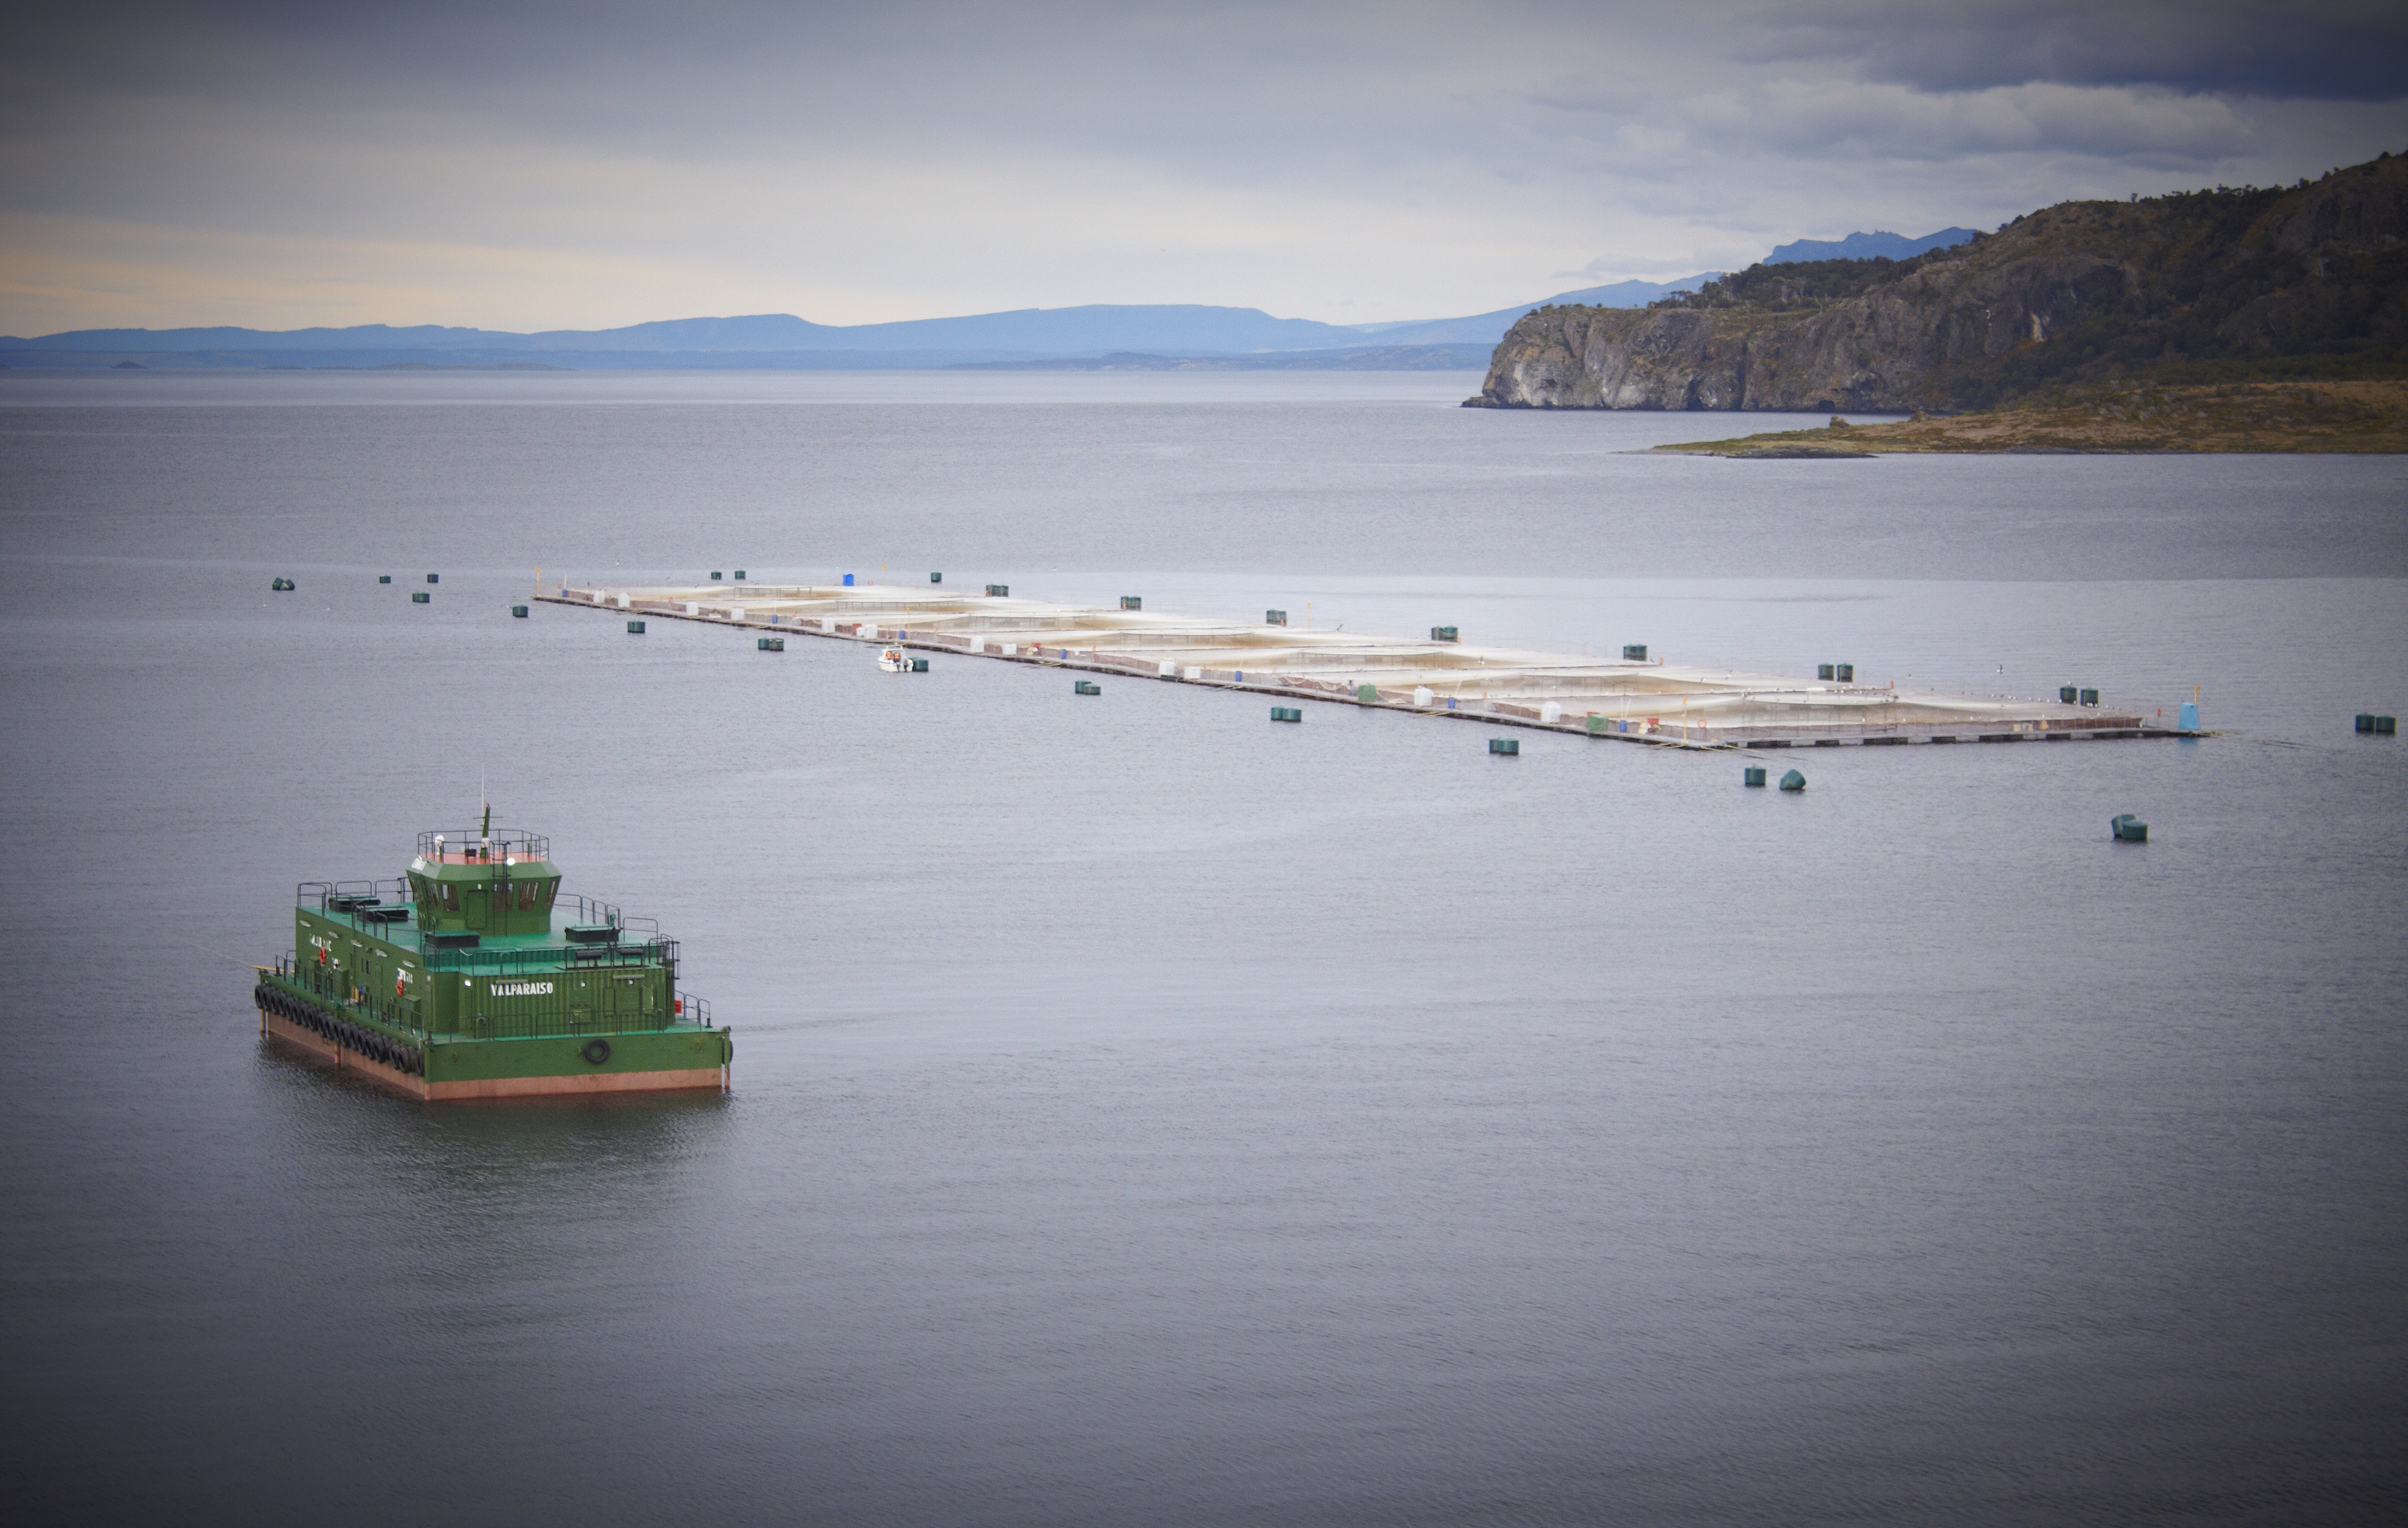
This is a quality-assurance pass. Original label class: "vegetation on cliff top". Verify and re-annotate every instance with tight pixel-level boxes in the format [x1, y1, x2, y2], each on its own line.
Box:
[1511, 152, 2408, 414]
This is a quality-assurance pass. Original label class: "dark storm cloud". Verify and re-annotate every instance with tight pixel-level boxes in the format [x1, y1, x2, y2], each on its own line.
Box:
[1745, 0, 2408, 101]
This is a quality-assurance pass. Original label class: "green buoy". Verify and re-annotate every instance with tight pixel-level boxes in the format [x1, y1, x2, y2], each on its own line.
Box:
[426, 573, 438, 584]
[1121, 596, 1142, 611]
[626, 620, 645, 634]
[411, 591, 430, 604]
[931, 572, 942, 583]
[1818, 664, 1835, 681]
[1778, 768, 1805, 791]
[1074, 680, 1100, 695]
[1271, 707, 1302, 723]
[1266, 610, 1286, 625]
[377, 575, 391, 584]
[756, 636, 783, 651]
[1622, 644, 1647, 661]
[734, 570, 745, 580]
[511, 605, 528, 617]
[2111, 814, 2147, 843]
[1431, 626, 1458, 642]
[1836, 663, 1854, 683]
[1490, 737, 1518, 755]
[1743, 766, 1766, 787]
[710, 571, 723, 580]
[986, 583, 1008, 597]
[910, 658, 928, 672]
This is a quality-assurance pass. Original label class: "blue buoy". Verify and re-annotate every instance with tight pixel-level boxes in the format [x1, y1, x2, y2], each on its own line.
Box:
[842, 573, 855, 587]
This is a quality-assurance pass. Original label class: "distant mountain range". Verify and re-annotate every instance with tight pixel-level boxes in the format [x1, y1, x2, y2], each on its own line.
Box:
[0, 280, 1722, 371]
[1765, 228, 1978, 264]
[0, 235, 1965, 370]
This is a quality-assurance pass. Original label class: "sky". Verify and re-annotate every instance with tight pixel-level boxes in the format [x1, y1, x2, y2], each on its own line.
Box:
[2, 1, 2403, 336]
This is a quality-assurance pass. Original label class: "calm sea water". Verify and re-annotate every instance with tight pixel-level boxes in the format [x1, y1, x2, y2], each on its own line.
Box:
[3, 370, 2404, 1525]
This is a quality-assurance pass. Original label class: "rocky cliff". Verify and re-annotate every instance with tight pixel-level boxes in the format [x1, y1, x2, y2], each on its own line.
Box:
[1467, 152, 2408, 412]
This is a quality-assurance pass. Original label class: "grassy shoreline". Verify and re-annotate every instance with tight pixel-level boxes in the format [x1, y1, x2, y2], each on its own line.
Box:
[1649, 380, 2408, 456]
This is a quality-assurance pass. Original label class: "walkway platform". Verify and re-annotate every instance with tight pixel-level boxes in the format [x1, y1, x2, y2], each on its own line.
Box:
[541, 581, 2187, 749]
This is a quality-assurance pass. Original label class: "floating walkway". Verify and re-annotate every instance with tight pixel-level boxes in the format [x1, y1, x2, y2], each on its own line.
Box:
[540, 581, 2186, 749]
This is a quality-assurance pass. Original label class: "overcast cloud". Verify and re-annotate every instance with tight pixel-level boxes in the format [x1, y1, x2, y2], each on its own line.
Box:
[2, 1, 2401, 333]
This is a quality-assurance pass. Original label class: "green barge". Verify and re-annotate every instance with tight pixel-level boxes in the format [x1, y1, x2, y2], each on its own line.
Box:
[255, 826, 730, 1100]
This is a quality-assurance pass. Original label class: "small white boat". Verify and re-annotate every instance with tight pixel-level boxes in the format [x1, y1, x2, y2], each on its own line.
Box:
[878, 646, 915, 673]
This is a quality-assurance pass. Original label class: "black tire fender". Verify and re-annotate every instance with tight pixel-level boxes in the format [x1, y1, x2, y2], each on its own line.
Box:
[581, 1038, 611, 1066]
